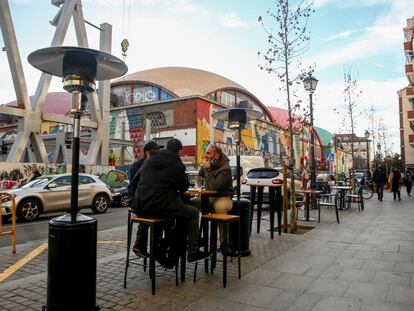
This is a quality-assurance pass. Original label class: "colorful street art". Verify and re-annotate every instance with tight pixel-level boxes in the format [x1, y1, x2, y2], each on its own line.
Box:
[0, 163, 118, 189]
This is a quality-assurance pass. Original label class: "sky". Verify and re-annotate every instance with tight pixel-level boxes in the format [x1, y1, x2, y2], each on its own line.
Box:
[0, 0, 411, 154]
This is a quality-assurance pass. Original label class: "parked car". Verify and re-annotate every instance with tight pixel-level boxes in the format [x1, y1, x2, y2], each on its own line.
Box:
[241, 167, 302, 202]
[110, 179, 130, 207]
[1, 174, 112, 222]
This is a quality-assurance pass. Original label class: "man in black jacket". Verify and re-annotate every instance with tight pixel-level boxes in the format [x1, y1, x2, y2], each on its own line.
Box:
[373, 163, 387, 201]
[133, 138, 210, 262]
[128, 140, 163, 204]
[128, 140, 163, 258]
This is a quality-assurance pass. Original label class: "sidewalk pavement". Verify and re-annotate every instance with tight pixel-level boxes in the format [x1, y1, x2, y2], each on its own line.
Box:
[1, 192, 414, 311]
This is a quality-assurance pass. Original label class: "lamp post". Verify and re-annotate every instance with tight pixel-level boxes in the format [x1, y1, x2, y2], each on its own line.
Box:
[364, 130, 371, 179]
[212, 101, 262, 256]
[28, 47, 127, 311]
[377, 142, 382, 162]
[303, 74, 318, 210]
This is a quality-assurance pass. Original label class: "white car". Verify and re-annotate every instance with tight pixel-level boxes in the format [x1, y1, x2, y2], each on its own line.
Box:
[1, 174, 112, 222]
[241, 167, 302, 201]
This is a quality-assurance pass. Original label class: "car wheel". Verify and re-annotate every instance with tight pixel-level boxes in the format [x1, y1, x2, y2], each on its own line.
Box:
[17, 198, 41, 221]
[120, 194, 130, 207]
[91, 194, 109, 214]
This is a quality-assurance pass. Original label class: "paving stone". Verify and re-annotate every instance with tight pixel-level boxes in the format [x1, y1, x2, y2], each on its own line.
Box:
[373, 271, 411, 286]
[353, 250, 384, 260]
[387, 285, 414, 305]
[395, 262, 414, 273]
[361, 259, 395, 271]
[286, 293, 322, 311]
[337, 268, 375, 282]
[269, 273, 315, 292]
[224, 284, 284, 308]
[305, 278, 350, 297]
[360, 301, 409, 311]
[241, 268, 283, 286]
[344, 281, 389, 302]
[310, 296, 362, 311]
[382, 252, 412, 263]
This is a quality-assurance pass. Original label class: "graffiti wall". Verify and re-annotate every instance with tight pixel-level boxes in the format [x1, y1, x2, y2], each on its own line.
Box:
[0, 163, 119, 190]
[196, 100, 286, 167]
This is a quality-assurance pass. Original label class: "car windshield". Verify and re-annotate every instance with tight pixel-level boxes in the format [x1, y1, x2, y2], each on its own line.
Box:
[247, 168, 279, 179]
[21, 177, 53, 188]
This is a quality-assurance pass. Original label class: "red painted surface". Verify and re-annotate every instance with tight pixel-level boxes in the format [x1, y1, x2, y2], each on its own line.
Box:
[266, 106, 302, 130]
[407, 110, 414, 119]
[182, 145, 196, 157]
[197, 98, 211, 123]
[174, 99, 197, 126]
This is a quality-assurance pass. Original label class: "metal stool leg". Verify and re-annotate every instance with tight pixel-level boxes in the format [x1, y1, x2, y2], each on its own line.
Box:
[124, 213, 133, 288]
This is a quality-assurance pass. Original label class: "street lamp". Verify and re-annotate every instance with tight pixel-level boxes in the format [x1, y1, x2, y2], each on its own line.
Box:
[212, 100, 262, 256]
[377, 142, 382, 162]
[303, 74, 318, 210]
[364, 130, 371, 179]
[28, 46, 127, 311]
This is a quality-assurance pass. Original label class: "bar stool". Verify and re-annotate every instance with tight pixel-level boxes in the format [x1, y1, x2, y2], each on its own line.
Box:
[197, 213, 241, 288]
[124, 210, 177, 295]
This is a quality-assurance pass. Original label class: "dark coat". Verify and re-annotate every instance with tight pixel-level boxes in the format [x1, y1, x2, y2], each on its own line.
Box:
[133, 149, 189, 213]
[198, 154, 233, 197]
[127, 157, 146, 200]
[373, 168, 387, 184]
[391, 170, 402, 192]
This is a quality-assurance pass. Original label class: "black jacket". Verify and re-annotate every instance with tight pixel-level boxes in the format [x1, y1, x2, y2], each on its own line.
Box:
[373, 168, 387, 184]
[133, 150, 189, 212]
[199, 154, 233, 197]
[127, 157, 146, 200]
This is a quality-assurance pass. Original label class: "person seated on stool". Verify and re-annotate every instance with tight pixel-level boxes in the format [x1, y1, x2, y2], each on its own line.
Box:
[128, 140, 163, 258]
[132, 138, 212, 263]
[191, 144, 233, 253]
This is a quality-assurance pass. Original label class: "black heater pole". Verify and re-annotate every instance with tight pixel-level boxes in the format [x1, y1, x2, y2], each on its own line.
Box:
[70, 92, 81, 222]
[236, 126, 241, 201]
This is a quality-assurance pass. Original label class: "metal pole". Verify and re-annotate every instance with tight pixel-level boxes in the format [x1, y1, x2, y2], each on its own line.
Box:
[70, 92, 82, 222]
[236, 126, 241, 201]
[335, 136, 339, 182]
[309, 92, 316, 208]
[366, 141, 370, 179]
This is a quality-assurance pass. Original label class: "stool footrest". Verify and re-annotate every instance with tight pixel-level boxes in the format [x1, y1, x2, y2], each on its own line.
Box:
[202, 213, 240, 222]
[131, 216, 171, 223]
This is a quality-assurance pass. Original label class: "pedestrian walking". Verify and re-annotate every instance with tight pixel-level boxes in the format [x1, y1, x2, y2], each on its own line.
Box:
[389, 168, 402, 201]
[373, 163, 387, 201]
[405, 169, 412, 197]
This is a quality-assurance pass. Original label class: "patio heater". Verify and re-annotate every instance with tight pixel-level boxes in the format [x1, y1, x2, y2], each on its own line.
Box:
[28, 46, 127, 311]
[212, 100, 262, 256]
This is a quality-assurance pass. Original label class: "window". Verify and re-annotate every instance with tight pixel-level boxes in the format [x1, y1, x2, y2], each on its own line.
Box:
[247, 168, 279, 179]
[53, 176, 72, 187]
[79, 176, 95, 184]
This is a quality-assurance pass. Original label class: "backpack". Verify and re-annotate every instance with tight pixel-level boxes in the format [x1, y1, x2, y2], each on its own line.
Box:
[154, 223, 179, 269]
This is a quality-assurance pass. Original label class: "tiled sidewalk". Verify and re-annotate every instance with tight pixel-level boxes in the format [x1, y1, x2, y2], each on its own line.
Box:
[1, 193, 414, 310]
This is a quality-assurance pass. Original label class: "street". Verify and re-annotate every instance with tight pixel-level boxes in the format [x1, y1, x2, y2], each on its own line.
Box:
[0, 205, 128, 247]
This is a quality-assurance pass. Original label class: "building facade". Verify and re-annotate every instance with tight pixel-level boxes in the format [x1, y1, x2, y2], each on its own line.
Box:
[400, 17, 414, 169]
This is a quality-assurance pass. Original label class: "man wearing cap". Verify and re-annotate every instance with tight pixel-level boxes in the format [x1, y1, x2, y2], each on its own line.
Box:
[128, 140, 163, 258]
[132, 138, 211, 262]
[128, 140, 163, 201]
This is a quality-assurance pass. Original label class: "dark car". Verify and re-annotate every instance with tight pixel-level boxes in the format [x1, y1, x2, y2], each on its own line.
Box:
[110, 179, 130, 207]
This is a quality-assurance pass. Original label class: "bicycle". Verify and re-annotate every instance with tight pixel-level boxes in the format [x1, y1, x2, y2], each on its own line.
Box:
[358, 180, 374, 200]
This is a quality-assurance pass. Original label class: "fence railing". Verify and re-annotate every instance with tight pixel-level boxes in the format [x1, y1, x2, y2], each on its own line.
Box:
[0, 192, 16, 254]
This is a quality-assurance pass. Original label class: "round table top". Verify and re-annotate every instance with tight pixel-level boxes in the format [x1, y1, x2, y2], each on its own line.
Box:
[184, 188, 218, 195]
[296, 189, 323, 194]
[331, 186, 351, 190]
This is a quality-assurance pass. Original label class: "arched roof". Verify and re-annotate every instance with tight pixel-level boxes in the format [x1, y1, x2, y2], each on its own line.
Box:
[113, 66, 247, 97]
[314, 126, 334, 146]
[112, 66, 275, 122]
[266, 106, 303, 131]
[5, 92, 72, 116]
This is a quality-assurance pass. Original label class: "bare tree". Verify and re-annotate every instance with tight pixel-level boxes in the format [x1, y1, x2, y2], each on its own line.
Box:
[258, 0, 314, 232]
[258, 0, 314, 168]
[343, 65, 363, 179]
